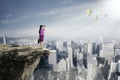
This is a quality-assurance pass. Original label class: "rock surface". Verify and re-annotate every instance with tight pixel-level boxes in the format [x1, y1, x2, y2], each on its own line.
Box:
[0, 44, 49, 80]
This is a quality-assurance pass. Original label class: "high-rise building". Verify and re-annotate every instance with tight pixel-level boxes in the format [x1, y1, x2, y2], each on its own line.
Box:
[57, 59, 66, 72]
[87, 42, 97, 55]
[3, 34, 7, 45]
[83, 43, 88, 53]
[65, 72, 69, 80]
[71, 41, 78, 50]
[67, 47, 73, 68]
[66, 58, 70, 71]
[87, 54, 97, 80]
[75, 75, 85, 80]
[96, 44, 100, 56]
[100, 42, 114, 64]
[77, 52, 83, 67]
[115, 49, 120, 56]
[92, 42, 97, 54]
[118, 76, 120, 80]
[63, 41, 71, 49]
[56, 41, 64, 50]
[74, 49, 80, 57]
[49, 50, 57, 72]
[118, 60, 120, 73]
[108, 62, 117, 80]
[87, 42, 93, 54]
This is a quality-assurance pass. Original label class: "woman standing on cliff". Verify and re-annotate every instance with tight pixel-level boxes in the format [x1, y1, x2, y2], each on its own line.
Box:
[38, 25, 45, 49]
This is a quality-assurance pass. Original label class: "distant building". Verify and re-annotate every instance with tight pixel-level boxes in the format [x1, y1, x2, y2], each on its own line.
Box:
[77, 52, 83, 67]
[56, 41, 64, 50]
[67, 47, 73, 68]
[66, 58, 70, 71]
[46, 42, 55, 49]
[118, 60, 120, 73]
[115, 49, 120, 57]
[65, 72, 69, 80]
[3, 34, 7, 45]
[117, 61, 120, 80]
[57, 59, 66, 72]
[100, 42, 114, 64]
[118, 77, 120, 80]
[49, 50, 57, 72]
[87, 42, 93, 54]
[71, 41, 78, 50]
[108, 62, 117, 80]
[74, 49, 80, 58]
[87, 55, 97, 80]
[63, 41, 71, 49]
[83, 43, 88, 53]
[75, 75, 85, 80]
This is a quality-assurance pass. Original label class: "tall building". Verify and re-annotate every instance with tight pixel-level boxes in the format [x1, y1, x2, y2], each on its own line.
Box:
[74, 49, 80, 58]
[118, 61, 120, 80]
[87, 42, 93, 54]
[87, 54, 97, 80]
[75, 75, 85, 80]
[3, 34, 7, 45]
[49, 50, 57, 72]
[57, 59, 66, 72]
[108, 62, 117, 80]
[66, 58, 70, 71]
[77, 52, 83, 66]
[100, 42, 114, 64]
[67, 47, 73, 68]
[118, 77, 120, 80]
[65, 72, 69, 80]
[87, 42, 97, 55]
[63, 41, 71, 49]
[71, 41, 78, 50]
[83, 43, 88, 53]
[96, 44, 100, 56]
[92, 42, 97, 54]
[118, 60, 120, 73]
[56, 41, 64, 50]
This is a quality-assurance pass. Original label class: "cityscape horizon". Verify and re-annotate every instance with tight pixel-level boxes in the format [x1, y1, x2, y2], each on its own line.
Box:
[0, 0, 120, 80]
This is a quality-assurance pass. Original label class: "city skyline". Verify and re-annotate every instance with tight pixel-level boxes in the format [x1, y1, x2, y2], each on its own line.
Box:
[34, 39, 120, 80]
[0, 0, 120, 40]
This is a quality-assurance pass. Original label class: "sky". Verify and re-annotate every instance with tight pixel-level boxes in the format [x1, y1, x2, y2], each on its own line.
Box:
[0, 0, 120, 40]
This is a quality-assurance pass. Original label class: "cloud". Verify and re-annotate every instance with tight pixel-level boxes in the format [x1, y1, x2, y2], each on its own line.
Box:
[1, 0, 120, 40]
[6, 14, 13, 18]
[58, 0, 73, 5]
[0, 18, 19, 24]
[103, 0, 120, 19]
[44, 1, 120, 40]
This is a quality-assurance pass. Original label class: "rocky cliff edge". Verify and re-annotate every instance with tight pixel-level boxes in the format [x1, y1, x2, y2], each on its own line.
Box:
[0, 44, 50, 80]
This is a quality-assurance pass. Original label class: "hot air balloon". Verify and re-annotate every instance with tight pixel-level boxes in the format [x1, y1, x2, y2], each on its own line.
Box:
[86, 8, 92, 16]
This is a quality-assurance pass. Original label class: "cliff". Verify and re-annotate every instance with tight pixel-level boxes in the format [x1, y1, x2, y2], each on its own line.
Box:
[0, 44, 49, 80]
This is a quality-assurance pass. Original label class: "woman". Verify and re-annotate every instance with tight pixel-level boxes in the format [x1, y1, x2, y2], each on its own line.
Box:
[38, 25, 45, 49]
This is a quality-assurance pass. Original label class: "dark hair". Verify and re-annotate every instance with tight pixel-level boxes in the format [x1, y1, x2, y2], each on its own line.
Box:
[39, 25, 43, 31]
[39, 25, 45, 31]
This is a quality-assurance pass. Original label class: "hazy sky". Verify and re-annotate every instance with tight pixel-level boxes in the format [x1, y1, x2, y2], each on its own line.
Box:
[0, 0, 120, 40]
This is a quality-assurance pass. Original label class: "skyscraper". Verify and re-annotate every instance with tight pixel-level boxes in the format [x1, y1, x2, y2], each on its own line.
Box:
[63, 41, 71, 49]
[3, 34, 7, 45]
[57, 59, 66, 72]
[66, 58, 70, 71]
[56, 41, 64, 50]
[87, 54, 97, 80]
[49, 50, 57, 72]
[108, 62, 117, 80]
[87, 42, 93, 54]
[101, 42, 114, 64]
[67, 47, 73, 68]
